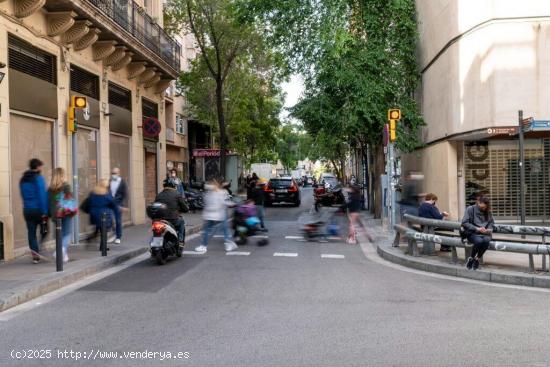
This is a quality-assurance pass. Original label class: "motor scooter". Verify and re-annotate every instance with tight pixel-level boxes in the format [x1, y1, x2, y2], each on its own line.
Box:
[146, 202, 182, 265]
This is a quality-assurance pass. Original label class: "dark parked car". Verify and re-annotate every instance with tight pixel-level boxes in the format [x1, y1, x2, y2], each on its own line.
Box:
[265, 177, 301, 207]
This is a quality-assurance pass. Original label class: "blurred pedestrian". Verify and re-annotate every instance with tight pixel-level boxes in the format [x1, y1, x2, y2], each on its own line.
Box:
[250, 179, 268, 231]
[169, 169, 185, 197]
[195, 180, 238, 253]
[109, 167, 128, 244]
[346, 184, 362, 244]
[418, 193, 450, 251]
[462, 195, 494, 270]
[48, 168, 76, 262]
[81, 179, 120, 250]
[19, 158, 48, 263]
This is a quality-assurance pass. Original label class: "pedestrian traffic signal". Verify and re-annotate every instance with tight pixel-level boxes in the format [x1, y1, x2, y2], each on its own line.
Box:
[71, 95, 87, 109]
[67, 106, 76, 133]
[388, 109, 401, 120]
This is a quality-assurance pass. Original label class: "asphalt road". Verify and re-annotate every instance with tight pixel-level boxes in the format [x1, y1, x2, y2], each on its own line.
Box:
[3, 188, 550, 366]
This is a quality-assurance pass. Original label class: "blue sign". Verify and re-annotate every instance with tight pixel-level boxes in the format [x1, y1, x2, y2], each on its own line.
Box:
[530, 120, 550, 131]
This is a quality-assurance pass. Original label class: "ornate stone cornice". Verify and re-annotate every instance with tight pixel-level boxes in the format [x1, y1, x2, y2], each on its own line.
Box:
[138, 67, 157, 84]
[92, 40, 117, 61]
[14, 0, 46, 18]
[127, 62, 147, 79]
[111, 52, 133, 71]
[73, 28, 101, 51]
[46, 11, 77, 37]
[103, 46, 127, 66]
[63, 20, 92, 44]
[154, 79, 173, 94]
[144, 73, 162, 88]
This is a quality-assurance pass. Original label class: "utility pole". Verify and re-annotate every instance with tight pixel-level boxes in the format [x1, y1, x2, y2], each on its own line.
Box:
[388, 109, 401, 231]
[518, 110, 526, 227]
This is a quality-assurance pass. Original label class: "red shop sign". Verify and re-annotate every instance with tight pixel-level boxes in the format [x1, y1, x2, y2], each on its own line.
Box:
[142, 117, 161, 138]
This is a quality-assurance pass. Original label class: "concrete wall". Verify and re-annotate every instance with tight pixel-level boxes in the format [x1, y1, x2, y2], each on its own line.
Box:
[416, 0, 550, 143]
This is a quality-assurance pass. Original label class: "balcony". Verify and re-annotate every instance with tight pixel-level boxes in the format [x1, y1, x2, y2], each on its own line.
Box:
[86, 0, 180, 72]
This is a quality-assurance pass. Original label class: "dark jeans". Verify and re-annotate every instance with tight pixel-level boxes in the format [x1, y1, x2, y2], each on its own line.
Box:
[114, 209, 122, 239]
[468, 234, 491, 259]
[170, 218, 185, 243]
[23, 208, 42, 255]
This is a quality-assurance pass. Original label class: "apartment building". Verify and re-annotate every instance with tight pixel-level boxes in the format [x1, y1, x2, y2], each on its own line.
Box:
[403, 0, 550, 223]
[0, 0, 182, 260]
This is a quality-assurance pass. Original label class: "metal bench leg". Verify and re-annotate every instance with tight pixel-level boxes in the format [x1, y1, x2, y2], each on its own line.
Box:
[542, 254, 547, 272]
[408, 239, 419, 257]
[393, 232, 400, 247]
[422, 226, 436, 256]
[451, 246, 458, 264]
[529, 254, 535, 273]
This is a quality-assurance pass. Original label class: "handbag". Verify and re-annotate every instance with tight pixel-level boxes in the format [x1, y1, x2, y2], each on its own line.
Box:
[55, 190, 78, 218]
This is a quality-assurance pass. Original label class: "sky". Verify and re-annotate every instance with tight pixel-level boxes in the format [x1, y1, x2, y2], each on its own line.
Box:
[280, 74, 305, 120]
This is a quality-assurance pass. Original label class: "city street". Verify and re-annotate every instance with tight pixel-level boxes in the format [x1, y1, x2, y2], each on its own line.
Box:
[1, 188, 550, 366]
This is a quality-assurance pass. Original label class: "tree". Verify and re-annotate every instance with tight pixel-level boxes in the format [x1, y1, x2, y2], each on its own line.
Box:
[165, 0, 265, 178]
[239, 0, 425, 216]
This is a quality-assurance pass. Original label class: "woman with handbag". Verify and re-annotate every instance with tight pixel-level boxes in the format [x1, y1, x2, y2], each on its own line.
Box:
[48, 168, 77, 262]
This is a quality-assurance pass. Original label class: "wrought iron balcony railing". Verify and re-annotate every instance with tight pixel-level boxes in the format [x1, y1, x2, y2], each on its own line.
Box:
[88, 0, 181, 72]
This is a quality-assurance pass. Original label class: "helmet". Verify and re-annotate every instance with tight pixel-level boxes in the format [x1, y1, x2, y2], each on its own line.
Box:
[163, 178, 177, 189]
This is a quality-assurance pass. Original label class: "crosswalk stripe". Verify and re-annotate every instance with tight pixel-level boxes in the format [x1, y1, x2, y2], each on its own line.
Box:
[213, 235, 269, 239]
[182, 251, 205, 255]
[273, 252, 298, 257]
[285, 236, 303, 239]
[321, 254, 345, 259]
[226, 251, 251, 256]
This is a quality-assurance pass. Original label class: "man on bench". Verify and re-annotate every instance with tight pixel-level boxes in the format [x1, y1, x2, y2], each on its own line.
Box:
[462, 195, 494, 271]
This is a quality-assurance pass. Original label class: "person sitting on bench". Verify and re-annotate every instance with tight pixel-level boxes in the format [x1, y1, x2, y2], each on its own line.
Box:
[418, 193, 450, 251]
[462, 195, 494, 270]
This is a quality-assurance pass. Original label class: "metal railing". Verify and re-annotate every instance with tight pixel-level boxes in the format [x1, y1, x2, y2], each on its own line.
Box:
[88, 0, 181, 72]
[396, 214, 550, 272]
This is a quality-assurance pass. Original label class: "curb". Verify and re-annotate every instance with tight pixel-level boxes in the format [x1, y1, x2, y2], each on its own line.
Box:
[357, 215, 550, 289]
[0, 223, 205, 313]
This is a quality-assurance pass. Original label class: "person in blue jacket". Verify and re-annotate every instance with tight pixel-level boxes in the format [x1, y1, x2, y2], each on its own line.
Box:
[81, 179, 120, 250]
[19, 158, 48, 263]
[418, 193, 450, 251]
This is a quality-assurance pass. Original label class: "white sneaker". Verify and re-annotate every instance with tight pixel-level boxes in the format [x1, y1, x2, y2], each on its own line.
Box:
[114, 238, 121, 244]
[224, 241, 238, 252]
[195, 245, 208, 253]
[108, 236, 117, 243]
[63, 253, 69, 263]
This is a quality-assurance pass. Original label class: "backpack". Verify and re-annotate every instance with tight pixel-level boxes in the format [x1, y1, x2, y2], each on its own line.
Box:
[459, 206, 475, 241]
[54, 189, 78, 218]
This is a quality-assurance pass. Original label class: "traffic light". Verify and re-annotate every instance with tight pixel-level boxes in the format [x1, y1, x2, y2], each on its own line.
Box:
[388, 109, 401, 120]
[67, 96, 87, 133]
[388, 108, 401, 142]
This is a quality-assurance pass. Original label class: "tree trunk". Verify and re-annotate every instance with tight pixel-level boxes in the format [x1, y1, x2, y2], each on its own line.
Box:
[215, 79, 226, 180]
[371, 145, 386, 219]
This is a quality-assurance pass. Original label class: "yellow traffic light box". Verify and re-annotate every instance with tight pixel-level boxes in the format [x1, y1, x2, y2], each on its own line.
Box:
[388, 108, 401, 142]
[388, 109, 401, 120]
[68, 96, 87, 133]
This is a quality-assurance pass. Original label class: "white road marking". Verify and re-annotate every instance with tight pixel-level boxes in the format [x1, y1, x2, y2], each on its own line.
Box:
[226, 251, 251, 256]
[214, 235, 269, 239]
[285, 236, 303, 239]
[321, 254, 345, 259]
[182, 251, 206, 255]
[273, 252, 298, 257]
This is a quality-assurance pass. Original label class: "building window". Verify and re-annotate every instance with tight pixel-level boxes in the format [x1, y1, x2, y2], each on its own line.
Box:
[176, 114, 186, 135]
[108, 82, 132, 111]
[8, 34, 57, 84]
[70, 65, 100, 100]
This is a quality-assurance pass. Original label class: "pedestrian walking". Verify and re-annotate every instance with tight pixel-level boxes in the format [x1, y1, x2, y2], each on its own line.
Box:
[81, 179, 120, 250]
[48, 168, 77, 262]
[19, 158, 49, 263]
[169, 169, 185, 197]
[195, 180, 238, 254]
[346, 184, 363, 244]
[462, 195, 494, 270]
[250, 179, 268, 231]
[418, 193, 450, 251]
[109, 167, 128, 244]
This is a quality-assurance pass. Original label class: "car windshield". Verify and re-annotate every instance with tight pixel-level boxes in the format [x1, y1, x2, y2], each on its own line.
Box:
[269, 179, 292, 188]
[323, 177, 339, 186]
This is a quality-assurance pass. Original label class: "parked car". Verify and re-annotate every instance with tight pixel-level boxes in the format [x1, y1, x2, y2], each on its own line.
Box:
[264, 177, 301, 207]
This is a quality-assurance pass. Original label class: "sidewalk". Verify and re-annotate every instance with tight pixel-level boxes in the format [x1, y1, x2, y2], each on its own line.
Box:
[0, 212, 204, 312]
[360, 213, 550, 289]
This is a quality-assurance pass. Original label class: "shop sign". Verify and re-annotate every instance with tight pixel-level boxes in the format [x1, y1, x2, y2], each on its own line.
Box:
[527, 120, 550, 131]
[486, 127, 517, 135]
[192, 149, 233, 157]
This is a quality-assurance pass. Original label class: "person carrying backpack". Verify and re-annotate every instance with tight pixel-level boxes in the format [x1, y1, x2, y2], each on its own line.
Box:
[461, 195, 494, 270]
[48, 168, 77, 262]
[19, 158, 48, 263]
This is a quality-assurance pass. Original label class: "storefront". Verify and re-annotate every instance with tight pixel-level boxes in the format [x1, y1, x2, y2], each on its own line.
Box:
[7, 35, 58, 251]
[108, 83, 133, 224]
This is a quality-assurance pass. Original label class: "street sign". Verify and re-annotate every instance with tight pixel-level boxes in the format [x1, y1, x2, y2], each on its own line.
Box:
[528, 120, 550, 131]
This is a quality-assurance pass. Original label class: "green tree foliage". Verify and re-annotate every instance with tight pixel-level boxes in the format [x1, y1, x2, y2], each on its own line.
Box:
[237, 0, 425, 153]
[165, 0, 272, 178]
